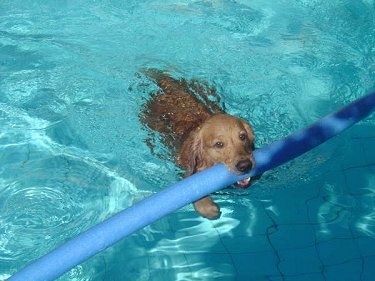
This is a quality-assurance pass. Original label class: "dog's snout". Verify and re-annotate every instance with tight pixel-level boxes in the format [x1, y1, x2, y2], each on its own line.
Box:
[236, 159, 253, 173]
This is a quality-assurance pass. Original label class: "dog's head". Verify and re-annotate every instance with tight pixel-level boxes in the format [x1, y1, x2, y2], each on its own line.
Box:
[179, 114, 255, 187]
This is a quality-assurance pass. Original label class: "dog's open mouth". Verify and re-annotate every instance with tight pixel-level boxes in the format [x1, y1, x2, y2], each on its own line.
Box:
[235, 177, 251, 189]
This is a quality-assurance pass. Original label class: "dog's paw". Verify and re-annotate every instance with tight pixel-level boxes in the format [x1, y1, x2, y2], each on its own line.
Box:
[194, 196, 221, 220]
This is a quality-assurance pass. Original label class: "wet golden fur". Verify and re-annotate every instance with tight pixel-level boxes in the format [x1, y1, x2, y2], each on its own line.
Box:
[140, 70, 255, 219]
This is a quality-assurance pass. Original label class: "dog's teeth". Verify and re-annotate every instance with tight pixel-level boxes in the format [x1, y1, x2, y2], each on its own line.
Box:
[236, 177, 251, 187]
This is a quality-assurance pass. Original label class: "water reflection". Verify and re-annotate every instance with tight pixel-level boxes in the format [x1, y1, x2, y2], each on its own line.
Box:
[0, 104, 137, 279]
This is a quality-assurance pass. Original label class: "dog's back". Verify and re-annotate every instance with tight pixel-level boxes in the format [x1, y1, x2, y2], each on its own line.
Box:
[140, 69, 223, 152]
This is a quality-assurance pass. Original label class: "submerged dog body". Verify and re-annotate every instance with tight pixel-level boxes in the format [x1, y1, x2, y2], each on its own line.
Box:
[140, 70, 255, 219]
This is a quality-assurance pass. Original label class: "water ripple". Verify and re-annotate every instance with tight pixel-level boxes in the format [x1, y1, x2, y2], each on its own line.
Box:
[0, 103, 137, 274]
[0, 156, 124, 264]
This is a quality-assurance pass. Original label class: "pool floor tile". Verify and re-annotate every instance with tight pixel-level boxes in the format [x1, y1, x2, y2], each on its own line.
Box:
[317, 238, 361, 266]
[355, 237, 375, 257]
[220, 234, 274, 253]
[278, 246, 322, 276]
[231, 251, 281, 278]
[283, 272, 326, 281]
[184, 253, 236, 280]
[323, 259, 363, 281]
[269, 224, 316, 251]
[362, 256, 375, 281]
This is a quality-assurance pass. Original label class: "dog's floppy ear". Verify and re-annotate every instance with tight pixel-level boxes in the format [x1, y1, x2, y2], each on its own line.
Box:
[241, 119, 255, 149]
[178, 131, 203, 175]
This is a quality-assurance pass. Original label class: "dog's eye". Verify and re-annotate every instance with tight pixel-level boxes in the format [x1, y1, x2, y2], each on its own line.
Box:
[239, 133, 247, 141]
[214, 141, 224, 148]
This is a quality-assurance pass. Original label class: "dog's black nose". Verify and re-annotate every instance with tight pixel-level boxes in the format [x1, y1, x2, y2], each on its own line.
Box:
[236, 159, 253, 173]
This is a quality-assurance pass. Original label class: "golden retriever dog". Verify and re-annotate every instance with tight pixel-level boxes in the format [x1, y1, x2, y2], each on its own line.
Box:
[140, 69, 255, 219]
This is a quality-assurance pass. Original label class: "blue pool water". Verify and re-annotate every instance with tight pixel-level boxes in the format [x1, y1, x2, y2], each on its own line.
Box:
[1, 0, 375, 280]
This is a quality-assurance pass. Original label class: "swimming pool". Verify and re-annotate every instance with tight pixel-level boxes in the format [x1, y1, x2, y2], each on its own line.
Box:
[1, 0, 375, 280]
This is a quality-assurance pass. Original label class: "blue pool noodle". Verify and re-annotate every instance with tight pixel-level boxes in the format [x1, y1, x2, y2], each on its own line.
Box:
[9, 91, 375, 281]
